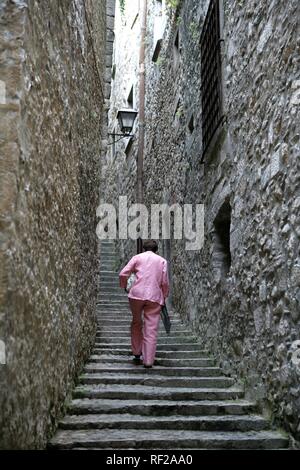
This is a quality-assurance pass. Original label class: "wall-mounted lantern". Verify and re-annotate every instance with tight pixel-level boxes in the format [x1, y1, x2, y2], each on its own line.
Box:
[108, 108, 138, 144]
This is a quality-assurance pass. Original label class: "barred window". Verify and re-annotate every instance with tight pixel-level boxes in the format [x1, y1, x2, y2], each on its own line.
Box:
[200, 0, 223, 156]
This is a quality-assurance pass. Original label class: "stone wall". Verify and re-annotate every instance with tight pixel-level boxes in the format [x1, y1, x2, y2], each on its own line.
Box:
[104, 0, 300, 443]
[0, 0, 106, 449]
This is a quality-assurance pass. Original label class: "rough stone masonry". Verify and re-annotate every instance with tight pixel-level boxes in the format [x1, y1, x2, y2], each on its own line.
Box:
[104, 0, 300, 444]
[0, 0, 106, 448]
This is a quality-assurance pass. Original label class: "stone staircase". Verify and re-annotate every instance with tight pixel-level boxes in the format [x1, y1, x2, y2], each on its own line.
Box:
[49, 240, 289, 450]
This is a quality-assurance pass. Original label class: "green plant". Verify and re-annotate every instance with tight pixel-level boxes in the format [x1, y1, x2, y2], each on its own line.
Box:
[189, 20, 198, 40]
[156, 55, 165, 67]
[119, 0, 125, 15]
[175, 104, 184, 118]
[176, 15, 182, 25]
[166, 0, 180, 9]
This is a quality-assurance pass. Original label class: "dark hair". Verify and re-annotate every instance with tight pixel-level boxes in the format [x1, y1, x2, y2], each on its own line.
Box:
[143, 239, 158, 253]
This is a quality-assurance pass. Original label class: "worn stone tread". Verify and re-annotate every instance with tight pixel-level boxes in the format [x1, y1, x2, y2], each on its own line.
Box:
[79, 373, 234, 387]
[87, 355, 215, 366]
[58, 413, 268, 431]
[83, 364, 223, 376]
[73, 384, 244, 400]
[49, 429, 288, 449]
[68, 398, 257, 415]
[93, 342, 205, 349]
[92, 349, 212, 358]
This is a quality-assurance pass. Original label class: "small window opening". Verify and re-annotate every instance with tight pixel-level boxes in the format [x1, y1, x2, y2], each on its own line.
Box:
[213, 200, 231, 278]
[125, 137, 133, 159]
[173, 30, 180, 68]
[200, 0, 223, 157]
[188, 115, 194, 134]
[174, 99, 184, 125]
[127, 86, 134, 109]
[174, 31, 179, 50]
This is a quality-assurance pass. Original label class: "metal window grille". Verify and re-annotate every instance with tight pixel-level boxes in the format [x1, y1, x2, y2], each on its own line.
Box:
[200, 0, 223, 156]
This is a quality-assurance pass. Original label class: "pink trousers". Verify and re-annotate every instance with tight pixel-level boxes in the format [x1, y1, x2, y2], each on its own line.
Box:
[129, 298, 161, 366]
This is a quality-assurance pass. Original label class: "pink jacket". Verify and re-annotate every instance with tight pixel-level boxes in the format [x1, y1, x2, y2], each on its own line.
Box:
[119, 251, 170, 306]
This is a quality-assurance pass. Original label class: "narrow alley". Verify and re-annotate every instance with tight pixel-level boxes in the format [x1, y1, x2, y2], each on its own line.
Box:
[49, 241, 288, 449]
[0, 0, 299, 454]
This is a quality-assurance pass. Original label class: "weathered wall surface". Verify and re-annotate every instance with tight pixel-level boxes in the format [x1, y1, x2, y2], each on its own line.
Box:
[105, 0, 300, 442]
[0, 0, 106, 449]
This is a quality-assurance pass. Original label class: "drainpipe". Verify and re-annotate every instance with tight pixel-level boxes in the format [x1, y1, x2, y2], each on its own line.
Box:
[136, 0, 147, 254]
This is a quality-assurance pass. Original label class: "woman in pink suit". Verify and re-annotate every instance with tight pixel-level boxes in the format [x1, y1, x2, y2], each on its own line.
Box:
[119, 240, 170, 368]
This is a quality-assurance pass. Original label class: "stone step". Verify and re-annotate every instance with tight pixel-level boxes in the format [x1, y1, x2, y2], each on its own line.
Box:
[95, 337, 200, 344]
[96, 315, 131, 319]
[66, 398, 257, 416]
[96, 311, 181, 317]
[97, 321, 182, 327]
[97, 297, 129, 301]
[96, 328, 189, 335]
[96, 319, 183, 325]
[98, 292, 122, 296]
[92, 348, 211, 359]
[99, 270, 119, 275]
[99, 283, 123, 287]
[96, 326, 181, 333]
[96, 329, 192, 336]
[98, 322, 184, 327]
[97, 309, 130, 313]
[96, 321, 189, 327]
[97, 294, 128, 299]
[99, 285, 120, 289]
[97, 306, 130, 310]
[98, 286, 124, 290]
[49, 428, 288, 449]
[97, 298, 129, 302]
[96, 313, 181, 319]
[99, 276, 119, 280]
[87, 356, 216, 367]
[100, 252, 115, 257]
[79, 373, 235, 388]
[97, 323, 187, 331]
[98, 289, 124, 292]
[73, 384, 244, 401]
[96, 314, 131, 319]
[83, 364, 223, 377]
[93, 343, 206, 352]
[58, 413, 269, 432]
[97, 302, 130, 307]
[97, 329, 187, 336]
